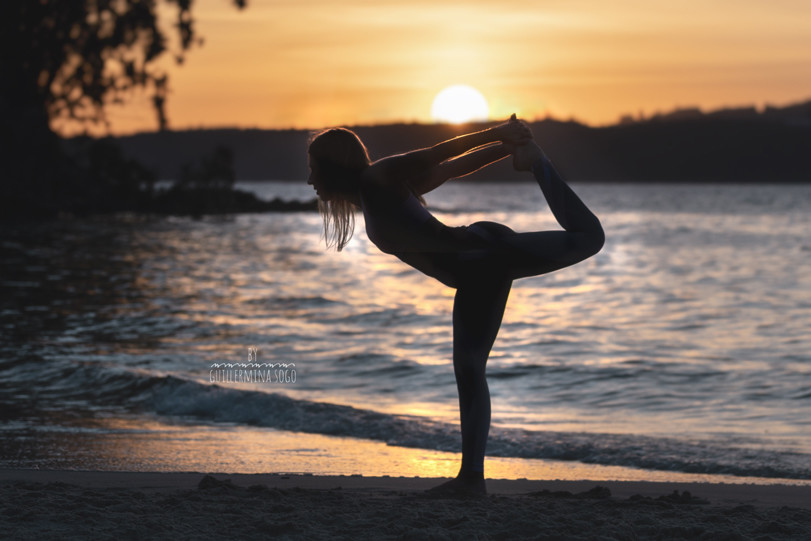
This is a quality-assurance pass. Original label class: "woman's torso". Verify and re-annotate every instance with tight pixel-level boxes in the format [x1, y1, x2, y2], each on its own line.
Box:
[360, 187, 435, 254]
[358, 178, 502, 288]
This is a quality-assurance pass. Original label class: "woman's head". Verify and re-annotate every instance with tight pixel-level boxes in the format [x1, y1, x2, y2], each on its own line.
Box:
[308, 128, 371, 251]
[308, 128, 370, 200]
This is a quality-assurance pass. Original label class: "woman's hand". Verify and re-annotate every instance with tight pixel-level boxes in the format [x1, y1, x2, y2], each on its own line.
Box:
[493, 114, 533, 145]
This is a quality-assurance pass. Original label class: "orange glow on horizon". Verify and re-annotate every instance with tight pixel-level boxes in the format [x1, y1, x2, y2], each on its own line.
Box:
[53, 0, 811, 136]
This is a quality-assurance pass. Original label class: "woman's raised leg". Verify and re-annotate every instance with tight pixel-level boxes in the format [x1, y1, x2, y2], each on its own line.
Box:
[497, 142, 605, 279]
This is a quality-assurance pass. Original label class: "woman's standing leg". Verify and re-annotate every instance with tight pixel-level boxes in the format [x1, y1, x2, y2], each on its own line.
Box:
[431, 275, 511, 495]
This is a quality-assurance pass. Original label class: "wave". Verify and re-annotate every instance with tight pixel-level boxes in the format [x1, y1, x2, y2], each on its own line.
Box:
[8, 361, 809, 480]
[47, 365, 810, 481]
[243, 295, 346, 308]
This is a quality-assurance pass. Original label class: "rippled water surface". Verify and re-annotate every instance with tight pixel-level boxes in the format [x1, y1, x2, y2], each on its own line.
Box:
[1, 181, 810, 481]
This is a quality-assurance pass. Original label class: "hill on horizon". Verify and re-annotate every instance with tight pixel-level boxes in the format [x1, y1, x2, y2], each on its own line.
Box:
[73, 99, 811, 183]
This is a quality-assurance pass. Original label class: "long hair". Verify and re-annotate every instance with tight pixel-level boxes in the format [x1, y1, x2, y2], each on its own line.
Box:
[309, 128, 370, 251]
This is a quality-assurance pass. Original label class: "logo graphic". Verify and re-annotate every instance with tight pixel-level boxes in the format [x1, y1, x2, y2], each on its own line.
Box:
[210, 347, 296, 384]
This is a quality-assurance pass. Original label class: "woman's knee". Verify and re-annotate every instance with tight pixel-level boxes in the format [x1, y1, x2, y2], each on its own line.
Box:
[453, 342, 490, 376]
[454, 357, 488, 388]
[586, 223, 605, 256]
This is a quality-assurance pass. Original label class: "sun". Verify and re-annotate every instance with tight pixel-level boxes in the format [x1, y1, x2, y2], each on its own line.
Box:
[430, 85, 490, 124]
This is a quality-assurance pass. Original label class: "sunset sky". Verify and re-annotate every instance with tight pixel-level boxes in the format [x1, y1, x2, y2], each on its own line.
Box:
[66, 0, 811, 135]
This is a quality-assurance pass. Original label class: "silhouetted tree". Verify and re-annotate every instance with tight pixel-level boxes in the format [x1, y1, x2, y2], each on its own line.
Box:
[3, 0, 246, 131]
[0, 0, 246, 218]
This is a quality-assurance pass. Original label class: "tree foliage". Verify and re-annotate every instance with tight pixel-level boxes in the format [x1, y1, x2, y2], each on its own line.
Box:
[0, 0, 246, 219]
[1, 0, 246, 132]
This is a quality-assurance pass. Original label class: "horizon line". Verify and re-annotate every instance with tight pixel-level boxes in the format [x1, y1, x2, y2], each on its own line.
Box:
[60, 96, 811, 139]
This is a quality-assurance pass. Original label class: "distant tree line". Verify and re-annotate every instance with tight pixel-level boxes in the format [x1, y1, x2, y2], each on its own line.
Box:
[106, 100, 811, 184]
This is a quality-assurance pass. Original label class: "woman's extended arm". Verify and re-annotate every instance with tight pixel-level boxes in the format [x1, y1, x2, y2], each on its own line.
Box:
[411, 143, 511, 195]
[426, 125, 513, 163]
[369, 117, 530, 194]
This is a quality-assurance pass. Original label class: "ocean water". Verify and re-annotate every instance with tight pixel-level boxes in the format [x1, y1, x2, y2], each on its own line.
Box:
[1, 181, 810, 483]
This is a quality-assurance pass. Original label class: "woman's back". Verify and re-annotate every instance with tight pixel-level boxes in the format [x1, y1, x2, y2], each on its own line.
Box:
[359, 187, 433, 255]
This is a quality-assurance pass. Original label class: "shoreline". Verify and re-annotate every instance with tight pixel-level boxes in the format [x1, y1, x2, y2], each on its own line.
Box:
[6, 420, 810, 487]
[3, 469, 811, 540]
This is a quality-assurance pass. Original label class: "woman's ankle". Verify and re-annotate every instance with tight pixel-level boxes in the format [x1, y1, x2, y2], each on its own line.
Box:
[457, 467, 485, 482]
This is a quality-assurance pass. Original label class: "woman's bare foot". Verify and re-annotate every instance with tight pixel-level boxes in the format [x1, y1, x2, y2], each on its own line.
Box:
[426, 475, 487, 497]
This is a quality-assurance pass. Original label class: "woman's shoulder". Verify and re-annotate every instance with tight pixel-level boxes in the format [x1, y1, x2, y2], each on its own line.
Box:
[361, 160, 410, 200]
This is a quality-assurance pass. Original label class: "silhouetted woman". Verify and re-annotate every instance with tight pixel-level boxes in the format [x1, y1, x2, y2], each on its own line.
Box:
[308, 117, 604, 495]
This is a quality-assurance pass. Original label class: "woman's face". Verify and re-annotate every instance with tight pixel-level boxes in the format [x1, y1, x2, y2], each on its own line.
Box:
[307, 155, 332, 201]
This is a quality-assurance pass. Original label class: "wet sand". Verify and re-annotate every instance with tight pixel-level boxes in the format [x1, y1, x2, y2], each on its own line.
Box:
[2, 470, 810, 540]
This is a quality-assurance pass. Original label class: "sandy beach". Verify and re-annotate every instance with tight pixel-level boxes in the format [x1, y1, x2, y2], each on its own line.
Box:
[2, 470, 810, 540]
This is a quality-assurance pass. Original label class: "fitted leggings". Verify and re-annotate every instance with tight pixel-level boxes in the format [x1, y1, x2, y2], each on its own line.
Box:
[444, 156, 604, 474]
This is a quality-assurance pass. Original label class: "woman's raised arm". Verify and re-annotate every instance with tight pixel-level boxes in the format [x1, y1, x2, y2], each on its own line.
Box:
[409, 143, 511, 195]
[369, 117, 531, 193]
[426, 116, 531, 164]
